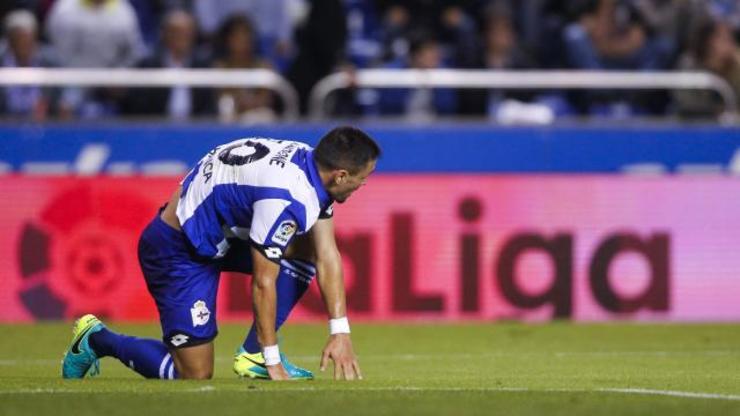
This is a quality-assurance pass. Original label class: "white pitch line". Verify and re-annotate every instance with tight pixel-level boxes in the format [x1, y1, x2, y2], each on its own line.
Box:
[600, 388, 740, 401]
[2, 386, 739, 401]
[186, 385, 216, 392]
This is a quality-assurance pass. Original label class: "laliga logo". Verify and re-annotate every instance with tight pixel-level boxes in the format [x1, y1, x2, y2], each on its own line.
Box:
[281, 222, 296, 234]
[225, 196, 671, 319]
[17, 184, 153, 319]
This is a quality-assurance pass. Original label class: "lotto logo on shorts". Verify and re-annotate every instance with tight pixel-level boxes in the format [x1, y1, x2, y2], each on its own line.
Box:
[264, 247, 283, 259]
[190, 300, 210, 327]
[170, 334, 190, 347]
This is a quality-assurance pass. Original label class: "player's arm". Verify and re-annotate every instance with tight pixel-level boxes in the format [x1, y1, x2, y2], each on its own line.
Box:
[250, 246, 290, 380]
[312, 217, 363, 381]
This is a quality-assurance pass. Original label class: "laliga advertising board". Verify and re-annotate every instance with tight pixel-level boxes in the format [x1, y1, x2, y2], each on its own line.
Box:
[0, 175, 739, 322]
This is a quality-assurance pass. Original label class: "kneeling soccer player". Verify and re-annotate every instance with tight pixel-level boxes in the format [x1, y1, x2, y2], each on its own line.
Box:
[61, 126, 379, 381]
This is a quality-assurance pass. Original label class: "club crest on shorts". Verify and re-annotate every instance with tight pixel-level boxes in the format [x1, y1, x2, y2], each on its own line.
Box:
[271, 220, 297, 245]
[190, 300, 210, 327]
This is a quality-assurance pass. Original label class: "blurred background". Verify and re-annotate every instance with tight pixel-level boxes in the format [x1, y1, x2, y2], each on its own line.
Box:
[0, 0, 739, 121]
[1, 0, 739, 324]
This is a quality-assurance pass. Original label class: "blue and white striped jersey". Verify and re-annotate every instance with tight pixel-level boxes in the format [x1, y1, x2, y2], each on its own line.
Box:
[175, 137, 333, 262]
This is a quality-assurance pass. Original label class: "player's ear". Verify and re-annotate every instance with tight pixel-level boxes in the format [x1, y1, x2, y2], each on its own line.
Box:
[334, 169, 349, 185]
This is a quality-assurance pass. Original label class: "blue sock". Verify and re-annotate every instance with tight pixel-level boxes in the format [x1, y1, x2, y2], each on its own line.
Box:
[89, 328, 178, 379]
[243, 259, 316, 353]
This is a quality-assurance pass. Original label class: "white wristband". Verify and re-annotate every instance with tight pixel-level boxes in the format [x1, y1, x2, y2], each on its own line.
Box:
[263, 344, 281, 366]
[329, 317, 351, 335]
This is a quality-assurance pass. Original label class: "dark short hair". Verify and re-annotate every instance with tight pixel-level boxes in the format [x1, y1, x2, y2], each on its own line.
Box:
[215, 13, 256, 59]
[313, 126, 381, 174]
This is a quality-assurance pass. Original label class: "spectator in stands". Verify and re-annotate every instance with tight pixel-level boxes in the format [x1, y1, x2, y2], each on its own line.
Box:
[457, 2, 537, 116]
[378, 3, 412, 64]
[46, 0, 143, 117]
[378, 2, 478, 67]
[371, 33, 456, 120]
[674, 18, 740, 118]
[563, 0, 674, 116]
[0, 9, 55, 120]
[459, 2, 566, 123]
[213, 14, 275, 123]
[706, 0, 740, 38]
[563, 0, 670, 71]
[122, 9, 214, 119]
[0, 2, 42, 29]
[45, 0, 144, 118]
[437, 4, 479, 66]
[630, 0, 706, 66]
[127, 0, 168, 52]
[192, 0, 294, 70]
[376, 0, 473, 38]
[46, 0, 143, 67]
[287, 0, 347, 114]
[344, 0, 383, 68]
[481, 4, 534, 72]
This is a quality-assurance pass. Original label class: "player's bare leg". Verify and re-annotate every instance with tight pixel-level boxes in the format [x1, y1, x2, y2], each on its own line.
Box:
[171, 342, 214, 379]
[284, 232, 317, 263]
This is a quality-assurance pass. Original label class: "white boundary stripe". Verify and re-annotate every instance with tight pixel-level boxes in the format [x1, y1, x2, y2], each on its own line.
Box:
[1, 386, 739, 400]
[600, 388, 740, 401]
[189, 386, 216, 392]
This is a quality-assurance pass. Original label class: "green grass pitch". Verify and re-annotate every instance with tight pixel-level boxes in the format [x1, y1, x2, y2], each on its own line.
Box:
[1, 322, 739, 415]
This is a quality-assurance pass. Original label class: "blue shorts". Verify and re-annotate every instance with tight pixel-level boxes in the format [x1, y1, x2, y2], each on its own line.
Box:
[138, 211, 253, 348]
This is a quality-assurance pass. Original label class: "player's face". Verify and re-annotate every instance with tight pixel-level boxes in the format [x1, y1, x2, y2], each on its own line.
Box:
[331, 160, 376, 203]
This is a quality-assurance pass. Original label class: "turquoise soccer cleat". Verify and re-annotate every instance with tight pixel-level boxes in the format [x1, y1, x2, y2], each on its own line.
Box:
[280, 353, 314, 380]
[233, 347, 314, 380]
[61, 314, 105, 379]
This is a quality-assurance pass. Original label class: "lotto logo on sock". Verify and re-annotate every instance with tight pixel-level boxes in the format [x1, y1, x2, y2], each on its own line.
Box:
[190, 300, 210, 327]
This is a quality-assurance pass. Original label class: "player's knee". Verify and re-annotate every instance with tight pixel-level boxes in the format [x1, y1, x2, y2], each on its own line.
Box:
[171, 345, 215, 380]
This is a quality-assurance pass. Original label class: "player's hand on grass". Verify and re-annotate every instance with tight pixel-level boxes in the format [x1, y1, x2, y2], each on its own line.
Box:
[266, 363, 291, 381]
[320, 334, 362, 381]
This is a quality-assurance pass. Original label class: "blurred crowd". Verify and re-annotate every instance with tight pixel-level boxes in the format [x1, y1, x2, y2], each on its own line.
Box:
[1, 0, 739, 122]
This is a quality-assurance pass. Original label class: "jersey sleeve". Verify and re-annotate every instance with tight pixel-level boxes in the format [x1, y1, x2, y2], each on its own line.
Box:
[249, 199, 302, 263]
